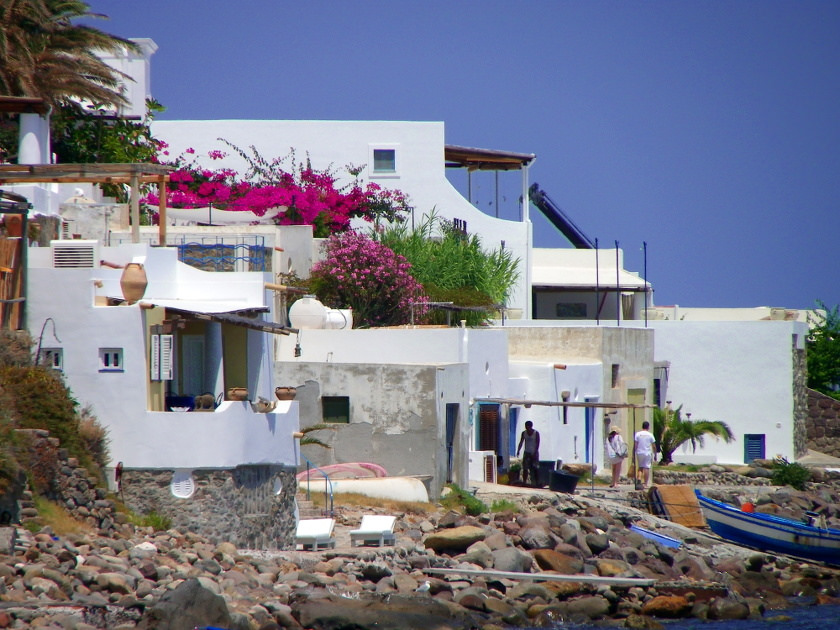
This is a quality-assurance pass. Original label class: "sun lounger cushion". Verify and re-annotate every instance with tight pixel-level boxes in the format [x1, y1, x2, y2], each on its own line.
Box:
[349, 515, 397, 547]
[295, 518, 336, 551]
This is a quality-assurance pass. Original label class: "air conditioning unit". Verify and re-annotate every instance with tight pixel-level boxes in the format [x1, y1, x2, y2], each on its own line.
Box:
[51, 240, 98, 268]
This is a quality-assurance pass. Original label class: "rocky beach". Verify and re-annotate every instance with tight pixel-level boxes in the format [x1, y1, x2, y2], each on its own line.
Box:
[3, 469, 840, 630]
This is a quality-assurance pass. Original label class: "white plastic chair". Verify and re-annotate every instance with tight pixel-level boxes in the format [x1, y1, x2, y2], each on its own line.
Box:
[295, 518, 336, 551]
[349, 515, 397, 547]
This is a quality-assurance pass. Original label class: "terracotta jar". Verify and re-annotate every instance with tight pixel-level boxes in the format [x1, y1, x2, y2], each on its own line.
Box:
[275, 386, 296, 401]
[120, 262, 148, 304]
[227, 387, 248, 401]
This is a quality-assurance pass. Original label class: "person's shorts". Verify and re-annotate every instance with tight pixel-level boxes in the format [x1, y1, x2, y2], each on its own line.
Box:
[636, 453, 652, 469]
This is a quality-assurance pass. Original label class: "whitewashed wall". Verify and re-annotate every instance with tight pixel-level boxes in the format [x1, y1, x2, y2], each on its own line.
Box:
[643, 320, 807, 464]
[508, 362, 605, 469]
[152, 120, 531, 311]
[26, 245, 299, 470]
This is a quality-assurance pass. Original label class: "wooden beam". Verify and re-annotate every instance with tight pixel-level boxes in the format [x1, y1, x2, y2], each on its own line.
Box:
[130, 173, 140, 244]
[158, 175, 167, 246]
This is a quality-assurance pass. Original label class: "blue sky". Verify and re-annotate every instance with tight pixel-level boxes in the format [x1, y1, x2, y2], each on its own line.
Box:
[87, 1, 839, 310]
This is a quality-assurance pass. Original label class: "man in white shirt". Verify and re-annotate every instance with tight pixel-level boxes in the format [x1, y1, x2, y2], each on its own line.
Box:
[634, 421, 657, 488]
[516, 421, 540, 486]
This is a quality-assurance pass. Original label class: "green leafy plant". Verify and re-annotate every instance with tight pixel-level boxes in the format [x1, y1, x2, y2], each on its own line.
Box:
[771, 457, 811, 490]
[653, 404, 735, 465]
[376, 211, 519, 326]
[440, 483, 487, 516]
[807, 301, 840, 401]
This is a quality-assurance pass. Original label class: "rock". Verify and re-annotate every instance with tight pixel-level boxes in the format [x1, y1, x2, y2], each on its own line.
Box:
[462, 541, 494, 568]
[0, 529, 15, 555]
[585, 532, 610, 554]
[137, 578, 232, 630]
[423, 526, 486, 552]
[594, 557, 633, 578]
[531, 549, 583, 574]
[519, 524, 555, 549]
[492, 547, 534, 573]
[642, 595, 693, 618]
[707, 598, 750, 620]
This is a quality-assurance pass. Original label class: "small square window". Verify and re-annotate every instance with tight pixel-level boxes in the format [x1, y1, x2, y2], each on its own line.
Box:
[40, 348, 63, 371]
[99, 348, 124, 372]
[322, 396, 350, 423]
[373, 149, 396, 173]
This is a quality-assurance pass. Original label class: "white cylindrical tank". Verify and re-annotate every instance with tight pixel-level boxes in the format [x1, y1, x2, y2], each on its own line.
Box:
[325, 308, 353, 329]
[289, 295, 327, 329]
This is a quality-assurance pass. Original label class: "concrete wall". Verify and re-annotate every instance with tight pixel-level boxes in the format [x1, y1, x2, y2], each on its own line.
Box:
[152, 120, 532, 311]
[288, 362, 470, 499]
[503, 325, 653, 475]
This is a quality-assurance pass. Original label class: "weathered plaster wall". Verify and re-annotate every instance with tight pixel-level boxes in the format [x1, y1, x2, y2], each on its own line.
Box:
[120, 465, 297, 549]
[807, 389, 840, 457]
[289, 362, 470, 499]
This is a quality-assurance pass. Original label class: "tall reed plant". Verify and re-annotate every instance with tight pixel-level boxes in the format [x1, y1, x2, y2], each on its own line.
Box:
[376, 212, 519, 326]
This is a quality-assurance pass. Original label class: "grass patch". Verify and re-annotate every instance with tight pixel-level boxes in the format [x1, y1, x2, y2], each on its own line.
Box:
[439, 484, 487, 516]
[488, 499, 519, 513]
[305, 491, 433, 515]
[26, 496, 95, 536]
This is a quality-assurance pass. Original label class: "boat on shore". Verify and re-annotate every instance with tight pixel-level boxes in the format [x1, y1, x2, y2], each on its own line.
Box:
[695, 490, 840, 565]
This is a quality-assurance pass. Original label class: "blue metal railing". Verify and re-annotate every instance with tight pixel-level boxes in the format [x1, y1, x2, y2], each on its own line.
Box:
[300, 455, 334, 517]
[112, 235, 271, 272]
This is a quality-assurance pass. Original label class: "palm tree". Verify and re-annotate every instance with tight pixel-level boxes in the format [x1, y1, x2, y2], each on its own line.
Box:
[0, 0, 137, 110]
[653, 403, 735, 465]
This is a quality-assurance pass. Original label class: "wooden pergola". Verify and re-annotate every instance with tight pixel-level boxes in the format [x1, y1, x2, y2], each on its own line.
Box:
[0, 163, 174, 245]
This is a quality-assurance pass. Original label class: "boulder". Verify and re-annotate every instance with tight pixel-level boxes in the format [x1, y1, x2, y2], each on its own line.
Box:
[532, 549, 583, 574]
[137, 578, 232, 630]
[492, 547, 534, 573]
[642, 595, 693, 618]
[424, 526, 486, 552]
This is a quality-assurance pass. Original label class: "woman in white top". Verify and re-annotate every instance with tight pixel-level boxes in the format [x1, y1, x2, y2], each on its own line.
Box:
[605, 425, 627, 487]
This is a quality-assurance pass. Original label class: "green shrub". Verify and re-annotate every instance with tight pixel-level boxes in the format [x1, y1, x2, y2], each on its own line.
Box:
[440, 483, 487, 516]
[771, 457, 811, 490]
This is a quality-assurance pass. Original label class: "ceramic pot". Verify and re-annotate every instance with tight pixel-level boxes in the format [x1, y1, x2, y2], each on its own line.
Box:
[227, 387, 248, 401]
[275, 386, 296, 401]
[4, 214, 23, 237]
[120, 262, 148, 304]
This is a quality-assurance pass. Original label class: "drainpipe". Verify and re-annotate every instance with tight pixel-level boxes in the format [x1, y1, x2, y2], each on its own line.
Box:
[522, 158, 535, 319]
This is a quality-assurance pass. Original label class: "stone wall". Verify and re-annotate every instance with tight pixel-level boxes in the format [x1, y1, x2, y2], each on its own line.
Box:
[119, 465, 297, 550]
[793, 344, 809, 458]
[806, 389, 840, 457]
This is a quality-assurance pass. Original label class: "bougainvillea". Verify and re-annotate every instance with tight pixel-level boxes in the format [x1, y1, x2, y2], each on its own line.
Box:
[308, 231, 428, 327]
[143, 142, 412, 237]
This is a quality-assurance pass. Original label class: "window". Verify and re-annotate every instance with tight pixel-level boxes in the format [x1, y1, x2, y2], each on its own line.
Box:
[369, 144, 399, 177]
[611, 364, 620, 388]
[556, 303, 587, 318]
[322, 396, 350, 423]
[40, 348, 63, 371]
[99, 348, 124, 372]
[744, 434, 765, 463]
[373, 149, 396, 173]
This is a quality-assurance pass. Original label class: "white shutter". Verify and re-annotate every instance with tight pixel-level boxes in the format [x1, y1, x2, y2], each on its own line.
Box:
[160, 334, 174, 381]
[150, 334, 160, 381]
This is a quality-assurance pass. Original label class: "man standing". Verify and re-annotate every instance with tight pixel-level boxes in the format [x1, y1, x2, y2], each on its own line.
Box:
[634, 420, 657, 488]
[516, 421, 540, 486]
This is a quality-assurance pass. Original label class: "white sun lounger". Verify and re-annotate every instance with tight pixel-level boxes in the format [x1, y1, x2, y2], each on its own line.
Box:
[349, 515, 397, 547]
[295, 518, 336, 551]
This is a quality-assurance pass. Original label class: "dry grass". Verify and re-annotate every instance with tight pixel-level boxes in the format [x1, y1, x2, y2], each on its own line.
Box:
[28, 496, 96, 536]
[303, 491, 434, 516]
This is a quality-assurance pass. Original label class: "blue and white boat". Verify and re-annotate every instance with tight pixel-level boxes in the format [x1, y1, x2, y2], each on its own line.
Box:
[695, 490, 840, 566]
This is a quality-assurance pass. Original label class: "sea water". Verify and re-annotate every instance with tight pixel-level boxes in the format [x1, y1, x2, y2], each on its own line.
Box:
[538, 602, 840, 629]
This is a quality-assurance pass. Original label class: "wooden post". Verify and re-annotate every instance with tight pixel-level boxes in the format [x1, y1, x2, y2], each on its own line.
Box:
[130, 173, 140, 244]
[158, 174, 167, 246]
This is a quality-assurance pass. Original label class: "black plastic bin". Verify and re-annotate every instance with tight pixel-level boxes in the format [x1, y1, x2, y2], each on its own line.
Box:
[535, 461, 555, 488]
[549, 470, 579, 493]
